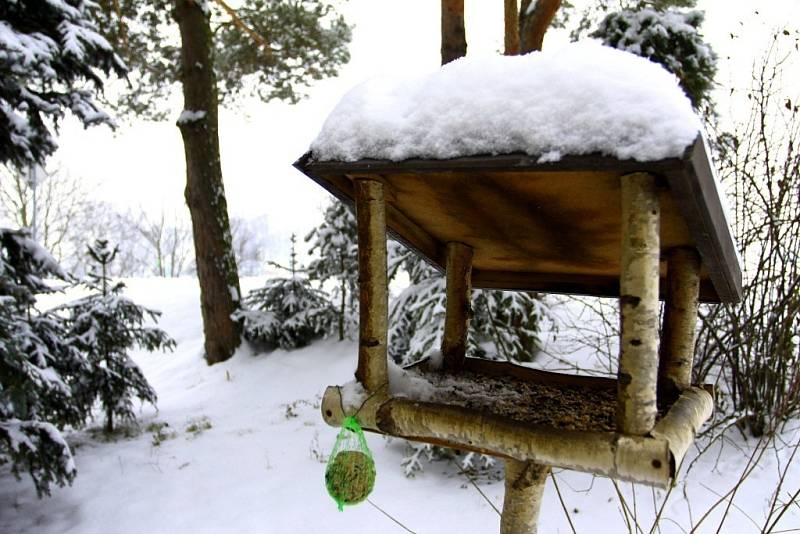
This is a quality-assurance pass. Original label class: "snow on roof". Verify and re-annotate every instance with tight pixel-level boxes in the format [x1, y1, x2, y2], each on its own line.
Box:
[310, 41, 702, 163]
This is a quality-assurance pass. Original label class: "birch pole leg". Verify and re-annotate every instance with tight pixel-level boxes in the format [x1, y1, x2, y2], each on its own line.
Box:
[658, 247, 701, 404]
[500, 460, 550, 534]
[617, 172, 660, 436]
[442, 242, 473, 370]
[354, 179, 388, 392]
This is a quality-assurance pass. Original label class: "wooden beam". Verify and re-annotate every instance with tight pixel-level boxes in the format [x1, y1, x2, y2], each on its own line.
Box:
[321, 385, 713, 486]
[354, 179, 388, 392]
[658, 247, 701, 404]
[442, 242, 474, 370]
[617, 172, 660, 436]
[501, 460, 550, 534]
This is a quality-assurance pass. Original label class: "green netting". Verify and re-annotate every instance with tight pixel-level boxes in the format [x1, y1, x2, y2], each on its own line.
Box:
[325, 415, 376, 511]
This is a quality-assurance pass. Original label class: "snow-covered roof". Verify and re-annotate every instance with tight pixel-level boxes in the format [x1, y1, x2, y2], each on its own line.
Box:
[310, 41, 701, 163]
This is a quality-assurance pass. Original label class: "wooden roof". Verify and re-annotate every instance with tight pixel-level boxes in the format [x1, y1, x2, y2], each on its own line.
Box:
[294, 135, 742, 303]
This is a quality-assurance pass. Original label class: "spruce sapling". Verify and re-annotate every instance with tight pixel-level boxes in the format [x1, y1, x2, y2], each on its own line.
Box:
[60, 240, 175, 434]
[237, 235, 336, 350]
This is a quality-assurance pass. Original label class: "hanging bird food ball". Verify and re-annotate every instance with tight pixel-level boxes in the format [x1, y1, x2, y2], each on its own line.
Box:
[325, 416, 376, 511]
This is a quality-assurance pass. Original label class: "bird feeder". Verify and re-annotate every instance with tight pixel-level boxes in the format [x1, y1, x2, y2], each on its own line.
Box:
[294, 44, 742, 533]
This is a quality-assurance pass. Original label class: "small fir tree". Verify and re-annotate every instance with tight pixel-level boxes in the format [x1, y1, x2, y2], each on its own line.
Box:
[0, 228, 86, 496]
[591, 6, 717, 110]
[305, 201, 359, 341]
[237, 235, 336, 350]
[388, 251, 547, 366]
[305, 199, 408, 342]
[59, 240, 175, 434]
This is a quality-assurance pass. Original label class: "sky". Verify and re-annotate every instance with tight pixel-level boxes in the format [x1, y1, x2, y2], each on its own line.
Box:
[53, 0, 800, 262]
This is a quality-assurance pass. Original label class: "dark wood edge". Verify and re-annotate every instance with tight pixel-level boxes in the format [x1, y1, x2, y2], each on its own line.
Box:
[460, 357, 617, 391]
[669, 137, 743, 303]
[472, 269, 720, 303]
[300, 151, 686, 175]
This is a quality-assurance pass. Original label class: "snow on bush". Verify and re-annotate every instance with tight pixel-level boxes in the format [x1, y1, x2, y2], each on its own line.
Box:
[591, 8, 717, 109]
[310, 41, 701, 163]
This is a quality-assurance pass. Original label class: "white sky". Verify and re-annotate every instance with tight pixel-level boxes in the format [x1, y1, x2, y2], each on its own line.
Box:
[53, 0, 800, 261]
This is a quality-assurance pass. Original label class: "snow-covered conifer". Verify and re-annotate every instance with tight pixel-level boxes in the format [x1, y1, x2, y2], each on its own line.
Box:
[59, 240, 175, 434]
[305, 200, 407, 341]
[0, 0, 126, 167]
[592, 7, 716, 109]
[389, 250, 547, 365]
[305, 201, 359, 341]
[0, 228, 84, 496]
[237, 235, 336, 350]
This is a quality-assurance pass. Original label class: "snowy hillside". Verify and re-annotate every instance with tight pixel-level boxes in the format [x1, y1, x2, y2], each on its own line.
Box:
[0, 278, 797, 533]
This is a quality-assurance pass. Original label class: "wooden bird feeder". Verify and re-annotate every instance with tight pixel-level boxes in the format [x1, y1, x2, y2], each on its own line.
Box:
[295, 130, 741, 531]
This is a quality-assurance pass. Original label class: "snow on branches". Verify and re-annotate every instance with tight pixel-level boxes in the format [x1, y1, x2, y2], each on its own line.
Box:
[237, 235, 336, 350]
[57, 240, 175, 434]
[592, 7, 716, 109]
[0, 0, 126, 167]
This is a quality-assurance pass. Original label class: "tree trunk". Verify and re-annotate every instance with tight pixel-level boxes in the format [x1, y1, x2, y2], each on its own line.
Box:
[354, 180, 388, 392]
[519, 0, 562, 53]
[500, 460, 550, 534]
[441, 0, 467, 65]
[442, 242, 473, 370]
[617, 172, 660, 436]
[174, 0, 242, 365]
[105, 403, 114, 434]
[339, 274, 346, 341]
[504, 0, 520, 55]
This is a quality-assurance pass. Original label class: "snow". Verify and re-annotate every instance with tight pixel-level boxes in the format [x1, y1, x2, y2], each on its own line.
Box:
[1, 277, 798, 533]
[176, 110, 207, 125]
[310, 41, 702, 163]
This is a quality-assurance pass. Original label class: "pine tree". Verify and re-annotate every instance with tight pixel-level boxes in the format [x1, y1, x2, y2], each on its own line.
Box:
[59, 240, 175, 434]
[237, 235, 336, 350]
[305, 199, 408, 342]
[91, 0, 352, 365]
[388, 251, 547, 366]
[591, 5, 716, 110]
[0, 228, 85, 496]
[0, 0, 126, 168]
[305, 201, 359, 341]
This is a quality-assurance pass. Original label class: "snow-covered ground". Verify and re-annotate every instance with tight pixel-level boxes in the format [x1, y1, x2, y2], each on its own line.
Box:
[0, 278, 797, 533]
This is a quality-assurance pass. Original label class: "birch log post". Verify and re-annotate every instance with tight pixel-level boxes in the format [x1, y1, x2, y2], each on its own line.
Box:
[442, 242, 474, 370]
[354, 179, 388, 392]
[500, 460, 550, 534]
[658, 247, 701, 404]
[617, 172, 660, 436]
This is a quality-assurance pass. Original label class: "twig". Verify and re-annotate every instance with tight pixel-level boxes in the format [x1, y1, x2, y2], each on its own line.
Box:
[367, 499, 417, 534]
[450, 458, 502, 517]
[550, 471, 577, 534]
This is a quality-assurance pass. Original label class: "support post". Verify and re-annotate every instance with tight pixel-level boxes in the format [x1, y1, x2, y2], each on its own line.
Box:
[617, 172, 660, 436]
[658, 247, 701, 404]
[442, 242, 473, 370]
[500, 460, 550, 534]
[354, 180, 388, 392]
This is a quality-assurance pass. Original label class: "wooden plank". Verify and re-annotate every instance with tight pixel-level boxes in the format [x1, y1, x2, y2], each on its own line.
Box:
[354, 180, 389, 392]
[472, 269, 720, 302]
[442, 242, 474, 370]
[293, 135, 742, 303]
[665, 138, 742, 302]
[459, 357, 617, 391]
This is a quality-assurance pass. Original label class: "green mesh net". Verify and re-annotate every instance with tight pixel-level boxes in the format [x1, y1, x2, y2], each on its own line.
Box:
[325, 415, 376, 511]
